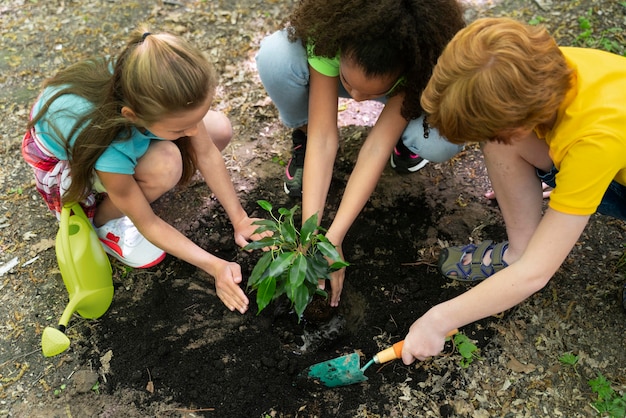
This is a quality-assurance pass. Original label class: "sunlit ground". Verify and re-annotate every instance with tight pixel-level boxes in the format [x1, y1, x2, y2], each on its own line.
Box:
[462, 0, 506, 6]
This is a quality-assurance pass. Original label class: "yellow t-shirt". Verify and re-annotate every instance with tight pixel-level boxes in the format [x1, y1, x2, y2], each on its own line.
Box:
[541, 47, 626, 216]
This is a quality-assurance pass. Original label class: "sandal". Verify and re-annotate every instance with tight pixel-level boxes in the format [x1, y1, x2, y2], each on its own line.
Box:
[438, 240, 509, 282]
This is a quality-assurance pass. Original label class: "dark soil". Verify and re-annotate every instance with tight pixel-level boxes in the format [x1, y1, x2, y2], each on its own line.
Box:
[93, 174, 495, 418]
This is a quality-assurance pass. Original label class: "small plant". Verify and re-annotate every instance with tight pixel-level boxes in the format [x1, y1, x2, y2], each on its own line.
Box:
[244, 200, 349, 320]
[453, 333, 480, 368]
[53, 383, 67, 397]
[559, 352, 580, 367]
[528, 15, 546, 26]
[588, 373, 626, 417]
[559, 352, 580, 376]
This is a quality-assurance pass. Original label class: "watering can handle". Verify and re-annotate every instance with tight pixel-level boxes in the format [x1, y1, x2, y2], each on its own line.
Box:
[373, 329, 459, 364]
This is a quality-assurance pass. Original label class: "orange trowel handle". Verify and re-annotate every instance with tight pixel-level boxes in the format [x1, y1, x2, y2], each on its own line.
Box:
[373, 329, 458, 364]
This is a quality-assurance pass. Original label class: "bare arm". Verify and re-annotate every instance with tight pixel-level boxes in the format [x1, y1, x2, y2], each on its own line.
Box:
[301, 68, 341, 223]
[324, 94, 408, 306]
[401, 209, 590, 363]
[326, 94, 407, 242]
[190, 119, 262, 247]
[96, 171, 237, 281]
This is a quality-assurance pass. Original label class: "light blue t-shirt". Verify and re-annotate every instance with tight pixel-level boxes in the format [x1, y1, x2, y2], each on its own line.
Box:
[32, 86, 160, 175]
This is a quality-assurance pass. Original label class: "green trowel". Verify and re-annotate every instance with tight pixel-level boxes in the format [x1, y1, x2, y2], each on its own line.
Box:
[41, 203, 113, 357]
[303, 329, 458, 387]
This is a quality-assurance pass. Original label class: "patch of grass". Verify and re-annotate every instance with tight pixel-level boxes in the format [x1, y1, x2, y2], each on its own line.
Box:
[573, 9, 626, 56]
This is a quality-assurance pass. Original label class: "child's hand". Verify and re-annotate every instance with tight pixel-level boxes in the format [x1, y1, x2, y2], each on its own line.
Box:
[401, 315, 449, 364]
[232, 216, 272, 249]
[212, 259, 249, 314]
[317, 245, 346, 307]
[318, 232, 346, 308]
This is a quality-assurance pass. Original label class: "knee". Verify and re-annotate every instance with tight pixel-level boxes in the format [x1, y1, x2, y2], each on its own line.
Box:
[256, 30, 306, 84]
[403, 124, 463, 163]
[138, 141, 183, 190]
[425, 140, 464, 163]
[206, 111, 233, 151]
[401, 116, 464, 162]
[256, 30, 289, 75]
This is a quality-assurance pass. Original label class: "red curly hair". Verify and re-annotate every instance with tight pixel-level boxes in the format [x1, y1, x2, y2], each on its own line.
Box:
[421, 17, 573, 144]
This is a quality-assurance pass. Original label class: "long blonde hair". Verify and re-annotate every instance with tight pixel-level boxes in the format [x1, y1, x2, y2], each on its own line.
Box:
[421, 17, 573, 144]
[28, 27, 217, 203]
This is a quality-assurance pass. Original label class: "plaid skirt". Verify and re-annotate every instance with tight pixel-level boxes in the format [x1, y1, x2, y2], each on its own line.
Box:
[21, 129, 98, 220]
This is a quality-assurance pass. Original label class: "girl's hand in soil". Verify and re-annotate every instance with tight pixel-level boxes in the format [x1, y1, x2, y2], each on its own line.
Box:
[401, 315, 449, 364]
[317, 245, 346, 307]
[327, 265, 345, 307]
[232, 216, 272, 249]
[211, 259, 249, 314]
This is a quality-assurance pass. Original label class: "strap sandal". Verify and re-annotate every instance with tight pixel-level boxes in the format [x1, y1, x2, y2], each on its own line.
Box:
[438, 240, 509, 282]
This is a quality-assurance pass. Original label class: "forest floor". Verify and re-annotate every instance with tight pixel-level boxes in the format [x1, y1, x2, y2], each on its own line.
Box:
[1, 0, 625, 417]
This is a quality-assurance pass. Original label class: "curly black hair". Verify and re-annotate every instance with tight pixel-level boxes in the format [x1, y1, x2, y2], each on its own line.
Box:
[287, 0, 465, 120]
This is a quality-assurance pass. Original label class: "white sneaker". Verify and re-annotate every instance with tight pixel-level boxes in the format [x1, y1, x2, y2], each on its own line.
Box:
[95, 217, 165, 268]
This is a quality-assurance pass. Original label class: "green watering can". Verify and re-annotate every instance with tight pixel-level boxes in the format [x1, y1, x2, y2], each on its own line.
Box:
[41, 203, 113, 357]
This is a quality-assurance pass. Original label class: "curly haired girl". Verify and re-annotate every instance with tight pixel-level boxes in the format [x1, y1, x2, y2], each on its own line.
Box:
[256, 0, 465, 307]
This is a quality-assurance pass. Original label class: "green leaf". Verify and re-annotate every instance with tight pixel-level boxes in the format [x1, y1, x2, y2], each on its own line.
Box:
[280, 219, 297, 244]
[278, 205, 297, 217]
[255, 276, 276, 313]
[300, 212, 319, 245]
[251, 219, 280, 229]
[274, 275, 287, 299]
[458, 341, 477, 358]
[243, 236, 280, 251]
[316, 240, 342, 261]
[257, 200, 273, 212]
[558, 352, 579, 366]
[329, 260, 350, 270]
[589, 373, 614, 401]
[247, 251, 273, 288]
[268, 252, 295, 278]
[306, 254, 330, 283]
[291, 284, 311, 320]
[289, 253, 307, 288]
